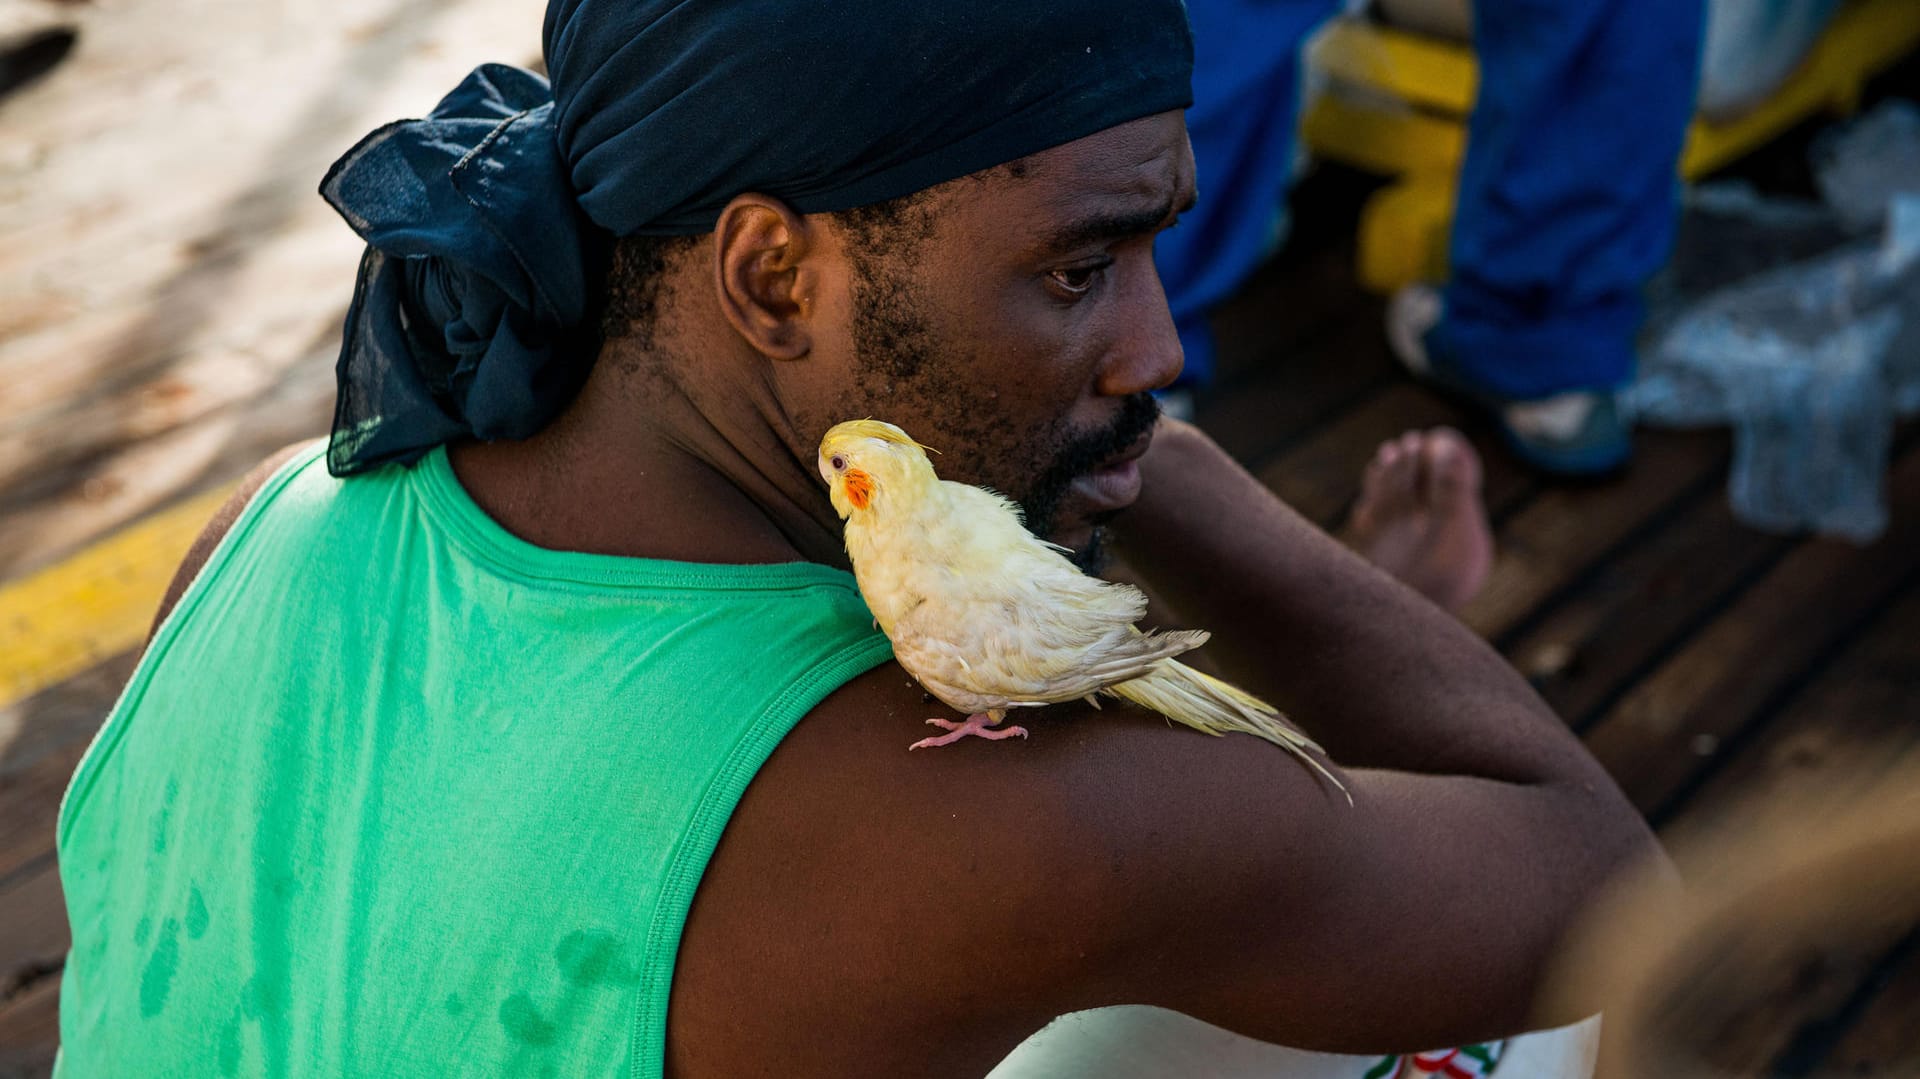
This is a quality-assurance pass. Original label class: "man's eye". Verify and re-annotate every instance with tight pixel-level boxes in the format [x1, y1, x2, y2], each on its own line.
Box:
[1047, 262, 1108, 296]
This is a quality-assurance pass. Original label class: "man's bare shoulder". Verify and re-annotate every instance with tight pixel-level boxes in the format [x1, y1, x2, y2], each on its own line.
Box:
[668, 660, 1350, 1075]
[674, 652, 1632, 1071]
[148, 439, 323, 643]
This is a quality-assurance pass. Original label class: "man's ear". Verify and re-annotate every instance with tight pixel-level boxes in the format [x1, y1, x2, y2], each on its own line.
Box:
[712, 193, 820, 361]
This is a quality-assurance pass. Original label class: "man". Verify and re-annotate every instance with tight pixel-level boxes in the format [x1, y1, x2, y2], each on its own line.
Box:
[55, 2, 1659, 1075]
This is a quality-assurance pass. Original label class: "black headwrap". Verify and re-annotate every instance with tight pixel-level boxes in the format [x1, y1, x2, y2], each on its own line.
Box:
[321, 1, 1195, 475]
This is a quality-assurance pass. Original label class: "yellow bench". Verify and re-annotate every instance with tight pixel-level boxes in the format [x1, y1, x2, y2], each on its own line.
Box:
[1300, 0, 1920, 293]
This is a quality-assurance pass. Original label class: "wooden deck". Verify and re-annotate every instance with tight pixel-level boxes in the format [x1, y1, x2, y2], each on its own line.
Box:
[3, 5, 1919, 1074]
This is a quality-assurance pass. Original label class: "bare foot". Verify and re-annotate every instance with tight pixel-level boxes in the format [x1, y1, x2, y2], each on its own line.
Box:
[1344, 428, 1493, 613]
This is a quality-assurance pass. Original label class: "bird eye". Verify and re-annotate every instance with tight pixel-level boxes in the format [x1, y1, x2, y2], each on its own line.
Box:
[830, 455, 846, 472]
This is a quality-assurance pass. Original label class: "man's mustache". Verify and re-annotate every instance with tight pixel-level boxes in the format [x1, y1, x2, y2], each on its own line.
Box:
[1018, 392, 1162, 537]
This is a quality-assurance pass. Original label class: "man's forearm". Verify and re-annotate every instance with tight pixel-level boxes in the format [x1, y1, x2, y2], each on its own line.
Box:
[1113, 419, 1614, 788]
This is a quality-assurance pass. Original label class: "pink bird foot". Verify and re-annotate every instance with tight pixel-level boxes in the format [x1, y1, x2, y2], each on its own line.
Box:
[908, 713, 1029, 750]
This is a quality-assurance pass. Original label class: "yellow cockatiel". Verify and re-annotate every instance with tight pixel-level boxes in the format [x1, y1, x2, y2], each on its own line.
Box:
[818, 419, 1346, 798]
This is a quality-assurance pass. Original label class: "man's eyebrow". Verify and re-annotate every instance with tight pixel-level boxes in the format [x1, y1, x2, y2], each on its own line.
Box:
[1042, 190, 1195, 253]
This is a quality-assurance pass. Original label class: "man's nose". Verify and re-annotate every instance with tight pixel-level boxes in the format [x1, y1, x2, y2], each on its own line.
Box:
[1095, 263, 1184, 397]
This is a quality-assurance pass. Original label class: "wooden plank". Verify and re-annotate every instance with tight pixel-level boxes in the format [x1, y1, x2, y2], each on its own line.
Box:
[0, 863, 66, 1003]
[1632, 585, 1920, 1073]
[1767, 929, 1920, 1078]
[0, 328, 333, 581]
[1656, 581, 1920, 854]
[1197, 166, 1538, 508]
[1500, 456, 1788, 724]
[1503, 423, 1916, 724]
[0, 651, 135, 781]
[1206, 239, 1374, 383]
[0, 486, 230, 710]
[0, 739, 88, 890]
[1192, 164, 1393, 464]
[1197, 310, 1397, 468]
[1582, 445, 1920, 819]
[0, 972, 60, 1079]
[1460, 429, 1728, 641]
[0, 0, 543, 579]
[0, 673, 128, 1074]
[0, 660, 117, 1061]
[1252, 381, 1530, 529]
[1202, 163, 1388, 388]
[1605, 905, 1916, 1078]
[1197, 204, 1394, 466]
[1817, 942, 1920, 1076]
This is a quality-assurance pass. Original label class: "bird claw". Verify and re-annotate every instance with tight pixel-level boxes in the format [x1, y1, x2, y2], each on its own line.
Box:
[909, 714, 1029, 750]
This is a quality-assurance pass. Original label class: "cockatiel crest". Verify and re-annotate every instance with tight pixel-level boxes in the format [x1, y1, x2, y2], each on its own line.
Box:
[819, 419, 1347, 800]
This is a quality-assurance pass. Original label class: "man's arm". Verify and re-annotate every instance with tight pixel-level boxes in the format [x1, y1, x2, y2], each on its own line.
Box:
[1072, 418, 1664, 1042]
[1113, 417, 1618, 783]
[680, 421, 1664, 1072]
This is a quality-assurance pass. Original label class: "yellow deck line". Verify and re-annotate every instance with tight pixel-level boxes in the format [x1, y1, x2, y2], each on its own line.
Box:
[0, 487, 233, 710]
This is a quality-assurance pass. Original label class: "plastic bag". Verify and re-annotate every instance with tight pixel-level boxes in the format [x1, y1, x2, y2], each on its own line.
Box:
[1630, 194, 1920, 542]
[1812, 99, 1920, 232]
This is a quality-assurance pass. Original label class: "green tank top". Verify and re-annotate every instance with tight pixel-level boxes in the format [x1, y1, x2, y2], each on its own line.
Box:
[55, 444, 893, 1077]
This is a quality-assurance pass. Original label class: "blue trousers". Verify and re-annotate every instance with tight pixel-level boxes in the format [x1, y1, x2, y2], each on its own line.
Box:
[1161, 0, 1705, 398]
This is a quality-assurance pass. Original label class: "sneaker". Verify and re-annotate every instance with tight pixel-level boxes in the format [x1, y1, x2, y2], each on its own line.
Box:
[1385, 284, 1632, 477]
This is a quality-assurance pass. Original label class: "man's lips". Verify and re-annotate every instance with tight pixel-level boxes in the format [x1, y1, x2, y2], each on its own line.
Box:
[1067, 431, 1153, 515]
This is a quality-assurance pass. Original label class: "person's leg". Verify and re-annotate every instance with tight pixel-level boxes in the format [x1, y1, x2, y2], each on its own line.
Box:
[1419, 0, 1705, 471]
[1158, 0, 1342, 389]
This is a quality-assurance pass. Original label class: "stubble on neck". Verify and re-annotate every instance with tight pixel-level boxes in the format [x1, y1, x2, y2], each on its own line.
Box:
[448, 333, 853, 570]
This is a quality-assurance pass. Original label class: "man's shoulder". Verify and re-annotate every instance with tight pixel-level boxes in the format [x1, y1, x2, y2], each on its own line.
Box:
[740, 658, 1349, 935]
[671, 661, 1345, 1070]
[148, 439, 324, 643]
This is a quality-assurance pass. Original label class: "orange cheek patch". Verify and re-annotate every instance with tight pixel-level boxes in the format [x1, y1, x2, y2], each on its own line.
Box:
[844, 468, 874, 510]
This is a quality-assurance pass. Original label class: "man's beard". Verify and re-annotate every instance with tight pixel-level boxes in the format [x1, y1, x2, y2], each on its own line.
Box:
[1015, 391, 1161, 572]
[846, 256, 1161, 574]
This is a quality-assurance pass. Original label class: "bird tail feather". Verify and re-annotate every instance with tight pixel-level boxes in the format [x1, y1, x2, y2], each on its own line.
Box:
[1107, 662, 1350, 803]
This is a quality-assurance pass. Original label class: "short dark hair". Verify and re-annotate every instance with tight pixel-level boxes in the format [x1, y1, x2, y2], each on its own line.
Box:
[598, 158, 1029, 346]
[599, 232, 702, 348]
[597, 190, 939, 348]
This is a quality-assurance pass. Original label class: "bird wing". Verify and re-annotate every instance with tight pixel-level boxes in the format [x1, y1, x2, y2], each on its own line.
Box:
[887, 482, 1209, 709]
